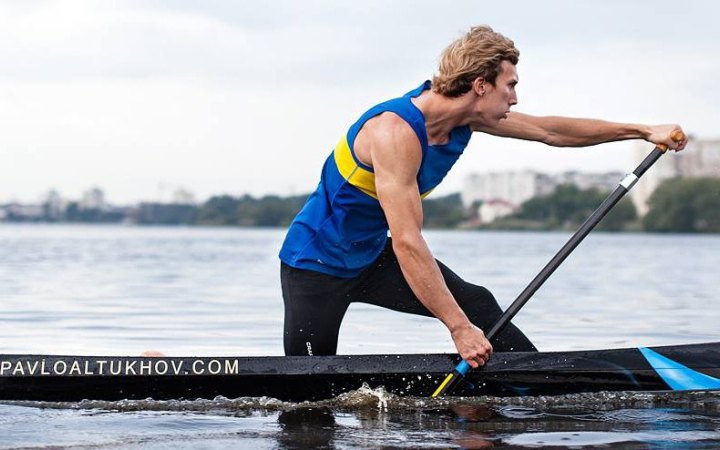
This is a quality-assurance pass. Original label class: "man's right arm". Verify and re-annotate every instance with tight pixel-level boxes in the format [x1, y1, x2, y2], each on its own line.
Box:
[360, 113, 493, 368]
[473, 112, 687, 150]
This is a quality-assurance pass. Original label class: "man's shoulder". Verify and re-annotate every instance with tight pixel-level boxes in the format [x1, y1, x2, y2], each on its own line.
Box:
[362, 111, 419, 143]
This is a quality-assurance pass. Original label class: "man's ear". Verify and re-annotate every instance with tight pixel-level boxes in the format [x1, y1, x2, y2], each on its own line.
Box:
[472, 77, 486, 96]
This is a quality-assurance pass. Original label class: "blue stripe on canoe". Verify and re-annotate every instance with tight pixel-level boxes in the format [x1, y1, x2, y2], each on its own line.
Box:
[639, 347, 720, 391]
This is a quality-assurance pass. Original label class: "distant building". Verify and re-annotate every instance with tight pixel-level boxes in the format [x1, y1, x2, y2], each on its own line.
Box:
[462, 169, 624, 210]
[171, 188, 197, 205]
[43, 189, 64, 220]
[462, 170, 555, 209]
[479, 199, 518, 224]
[81, 187, 106, 210]
[462, 168, 634, 224]
[4, 203, 44, 221]
[554, 171, 624, 192]
[631, 137, 720, 216]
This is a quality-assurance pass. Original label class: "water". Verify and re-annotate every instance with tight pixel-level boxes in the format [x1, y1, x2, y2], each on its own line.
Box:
[1, 224, 719, 448]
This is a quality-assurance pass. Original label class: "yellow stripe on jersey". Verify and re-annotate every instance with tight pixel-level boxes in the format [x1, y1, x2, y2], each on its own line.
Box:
[333, 135, 378, 199]
[333, 135, 434, 200]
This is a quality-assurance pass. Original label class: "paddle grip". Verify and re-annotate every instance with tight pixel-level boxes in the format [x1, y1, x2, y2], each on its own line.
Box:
[657, 130, 685, 152]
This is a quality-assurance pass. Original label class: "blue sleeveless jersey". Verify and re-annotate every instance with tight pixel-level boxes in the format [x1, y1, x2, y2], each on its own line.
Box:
[279, 81, 472, 277]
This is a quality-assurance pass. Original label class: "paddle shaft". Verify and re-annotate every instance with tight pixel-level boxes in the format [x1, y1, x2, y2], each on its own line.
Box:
[432, 138, 680, 398]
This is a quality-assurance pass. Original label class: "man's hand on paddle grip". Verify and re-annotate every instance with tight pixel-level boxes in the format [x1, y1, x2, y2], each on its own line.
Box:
[646, 124, 687, 152]
[450, 323, 493, 369]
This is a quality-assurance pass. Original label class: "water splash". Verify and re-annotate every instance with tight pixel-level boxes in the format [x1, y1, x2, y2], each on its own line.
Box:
[332, 383, 393, 410]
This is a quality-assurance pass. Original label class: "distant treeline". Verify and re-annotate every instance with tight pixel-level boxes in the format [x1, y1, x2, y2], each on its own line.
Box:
[167, 177, 716, 233]
[199, 194, 306, 226]
[484, 177, 720, 233]
[4, 178, 719, 233]
[643, 178, 720, 233]
[134, 193, 466, 228]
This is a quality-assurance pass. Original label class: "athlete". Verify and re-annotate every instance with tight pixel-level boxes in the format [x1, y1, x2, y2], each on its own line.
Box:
[279, 26, 687, 368]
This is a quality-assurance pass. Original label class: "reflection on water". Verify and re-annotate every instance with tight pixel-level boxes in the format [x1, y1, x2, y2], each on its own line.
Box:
[1, 224, 720, 448]
[278, 408, 337, 449]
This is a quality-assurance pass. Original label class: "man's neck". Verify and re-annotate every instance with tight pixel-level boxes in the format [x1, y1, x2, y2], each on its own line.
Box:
[411, 91, 476, 145]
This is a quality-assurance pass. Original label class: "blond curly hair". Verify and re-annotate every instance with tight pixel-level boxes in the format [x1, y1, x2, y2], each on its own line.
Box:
[432, 26, 519, 97]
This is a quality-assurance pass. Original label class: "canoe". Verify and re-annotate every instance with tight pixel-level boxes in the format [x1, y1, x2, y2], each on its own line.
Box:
[2, 342, 719, 402]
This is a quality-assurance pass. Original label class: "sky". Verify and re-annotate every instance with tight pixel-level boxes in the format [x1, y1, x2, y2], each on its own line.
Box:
[1, 0, 718, 204]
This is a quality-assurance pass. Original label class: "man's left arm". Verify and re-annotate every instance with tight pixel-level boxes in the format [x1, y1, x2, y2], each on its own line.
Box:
[473, 111, 688, 151]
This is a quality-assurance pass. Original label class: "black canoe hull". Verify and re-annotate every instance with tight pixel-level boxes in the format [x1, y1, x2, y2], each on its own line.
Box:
[2, 342, 719, 402]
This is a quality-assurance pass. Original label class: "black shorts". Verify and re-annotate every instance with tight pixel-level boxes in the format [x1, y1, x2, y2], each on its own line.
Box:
[281, 239, 536, 356]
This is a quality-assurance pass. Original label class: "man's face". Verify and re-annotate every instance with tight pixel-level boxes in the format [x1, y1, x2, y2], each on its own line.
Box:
[482, 60, 518, 122]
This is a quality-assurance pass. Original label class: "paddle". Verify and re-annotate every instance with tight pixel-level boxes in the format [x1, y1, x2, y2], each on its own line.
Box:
[432, 130, 686, 398]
